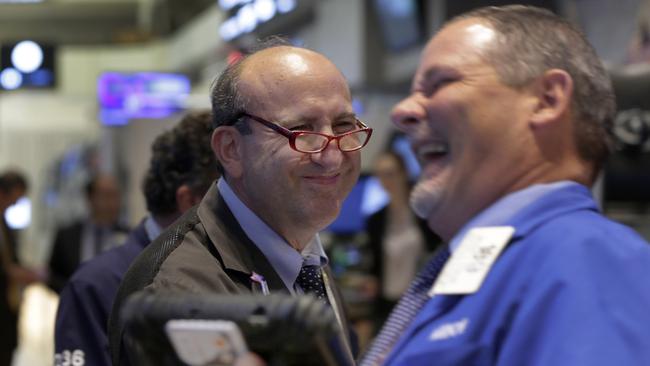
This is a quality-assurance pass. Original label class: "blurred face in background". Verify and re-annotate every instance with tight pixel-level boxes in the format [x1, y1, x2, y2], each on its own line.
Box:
[374, 153, 409, 201]
[88, 175, 122, 226]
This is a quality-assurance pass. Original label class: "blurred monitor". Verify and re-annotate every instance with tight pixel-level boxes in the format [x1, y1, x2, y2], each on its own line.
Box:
[0, 40, 56, 90]
[372, 0, 424, 52]
[97, 72, 190, 126]
[218, 0, 314, 44]
[325, 174, 389, 235]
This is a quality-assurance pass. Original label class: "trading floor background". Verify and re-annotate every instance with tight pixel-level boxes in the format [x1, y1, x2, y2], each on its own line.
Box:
[1, 0, 650, 364]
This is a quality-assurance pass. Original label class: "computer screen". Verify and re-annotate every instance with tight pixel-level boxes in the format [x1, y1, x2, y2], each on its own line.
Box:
[0, 40, 56, 90]
[97, 72, 190, 126]
[325, 174, 389, 235]
[372, 0, 424, 52]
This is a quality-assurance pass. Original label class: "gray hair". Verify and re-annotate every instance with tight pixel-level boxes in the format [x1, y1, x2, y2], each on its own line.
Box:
[453, 5, 616, 171]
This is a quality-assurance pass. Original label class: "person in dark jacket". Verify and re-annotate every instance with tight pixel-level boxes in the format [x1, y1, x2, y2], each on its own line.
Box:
[47, 174, 128, 294]
[54, 110, 218, 366]
[0, 170, 40, 366]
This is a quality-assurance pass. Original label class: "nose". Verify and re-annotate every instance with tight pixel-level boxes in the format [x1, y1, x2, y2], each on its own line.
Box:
[391, 96, 426, 133]
[310, 138, 344, 168]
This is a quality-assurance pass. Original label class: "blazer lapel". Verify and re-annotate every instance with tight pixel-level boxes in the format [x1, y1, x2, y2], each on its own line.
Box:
[198, 184, 288, 293]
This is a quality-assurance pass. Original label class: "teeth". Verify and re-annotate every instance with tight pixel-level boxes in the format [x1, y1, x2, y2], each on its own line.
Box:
[417, 142, 448, 158]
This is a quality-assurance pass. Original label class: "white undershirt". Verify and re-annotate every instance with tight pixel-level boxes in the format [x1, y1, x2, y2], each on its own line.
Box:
[382, 211, 424, 300]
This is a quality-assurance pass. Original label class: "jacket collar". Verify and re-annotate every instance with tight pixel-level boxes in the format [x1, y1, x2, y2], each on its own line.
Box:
[197, 183, 288, 292]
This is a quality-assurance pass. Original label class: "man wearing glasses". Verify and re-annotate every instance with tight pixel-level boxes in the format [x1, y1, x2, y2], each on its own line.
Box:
[108, 39, 371, 365]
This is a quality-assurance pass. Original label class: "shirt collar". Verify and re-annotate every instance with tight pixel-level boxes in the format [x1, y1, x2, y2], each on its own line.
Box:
[143, 215, 164, 242]
[449, 181, 578, 252]
[217, 178, 328, 293]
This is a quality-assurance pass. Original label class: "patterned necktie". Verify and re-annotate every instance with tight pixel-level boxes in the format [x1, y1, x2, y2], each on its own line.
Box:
[296, 264, 328, 302]
[360, 247, 451, 366]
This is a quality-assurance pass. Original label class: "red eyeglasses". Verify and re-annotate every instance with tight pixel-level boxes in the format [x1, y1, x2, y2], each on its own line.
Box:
[239, 112, 373, 153]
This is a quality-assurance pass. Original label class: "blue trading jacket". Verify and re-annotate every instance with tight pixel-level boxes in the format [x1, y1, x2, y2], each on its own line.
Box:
[54, 220, 149, 366]
[386, 184, 650, 366]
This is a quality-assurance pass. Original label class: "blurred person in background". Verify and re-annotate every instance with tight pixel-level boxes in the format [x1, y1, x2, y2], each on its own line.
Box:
[365, 151, 440, 333]
[0, 170, 41, 366]
[109, 39, 372, 365]
[47, 174, 128, 293]
[54, 111, 218, 366]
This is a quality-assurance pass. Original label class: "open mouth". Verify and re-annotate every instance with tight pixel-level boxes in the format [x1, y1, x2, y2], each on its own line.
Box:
[416, 142, 449, 163]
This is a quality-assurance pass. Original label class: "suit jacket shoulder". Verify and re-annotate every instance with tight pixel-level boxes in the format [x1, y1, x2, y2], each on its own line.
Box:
[109, 184, 287, 365]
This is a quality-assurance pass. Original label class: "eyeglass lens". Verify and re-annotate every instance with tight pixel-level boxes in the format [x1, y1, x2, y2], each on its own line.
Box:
[295, 130, 368, 152]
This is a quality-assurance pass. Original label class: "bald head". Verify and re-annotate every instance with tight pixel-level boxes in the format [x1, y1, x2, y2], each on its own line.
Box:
[238, 46, 351, 114]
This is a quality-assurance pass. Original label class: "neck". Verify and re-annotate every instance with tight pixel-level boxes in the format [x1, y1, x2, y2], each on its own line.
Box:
[388, 194, 411, 210]
[226, 177, 318, 252]
[277, 225, 317, 252]
[433, 160, 590, 243]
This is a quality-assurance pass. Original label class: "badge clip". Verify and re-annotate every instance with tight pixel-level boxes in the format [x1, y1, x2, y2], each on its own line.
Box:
[250, 272, 270, 295]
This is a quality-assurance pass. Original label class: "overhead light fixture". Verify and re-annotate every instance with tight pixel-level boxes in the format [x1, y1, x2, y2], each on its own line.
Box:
[276, 0, 296, 13]
[254, 0, 276, 22]
[236, 3, 258, 34]
[219, 0, 298, 41]
[5, 197, 31, 230]
[11, 40, 44, 73]
[0, 68, 23, 90]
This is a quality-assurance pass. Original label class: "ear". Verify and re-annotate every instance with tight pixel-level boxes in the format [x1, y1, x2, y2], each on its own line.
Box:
[211, 127, 243, 178]
[175, 184, 198, 213]
[529, 69, 574, 128]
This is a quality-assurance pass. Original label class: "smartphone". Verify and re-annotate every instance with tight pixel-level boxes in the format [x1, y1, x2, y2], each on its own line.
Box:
[165, 319, 248, 366]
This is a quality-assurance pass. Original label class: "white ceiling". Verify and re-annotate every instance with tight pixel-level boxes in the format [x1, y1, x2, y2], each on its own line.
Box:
[0, 0, 216, 45]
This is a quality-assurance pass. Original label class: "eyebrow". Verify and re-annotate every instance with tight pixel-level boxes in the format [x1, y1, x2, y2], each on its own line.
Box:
[413, 65, 459, 92]
[281, 112, 358, 125]
[334, 112, 358, 120]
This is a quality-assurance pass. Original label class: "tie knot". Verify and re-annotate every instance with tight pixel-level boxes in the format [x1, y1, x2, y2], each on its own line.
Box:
[296, 264, 327, 301]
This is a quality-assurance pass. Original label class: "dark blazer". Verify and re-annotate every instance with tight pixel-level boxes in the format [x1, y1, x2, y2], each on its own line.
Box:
[47, 221, 84, 294]
[109, 183, 355, 365]
[0, 218, 19, 366]
[55, 220, 149, 366]
[48, 221, 128, 294]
